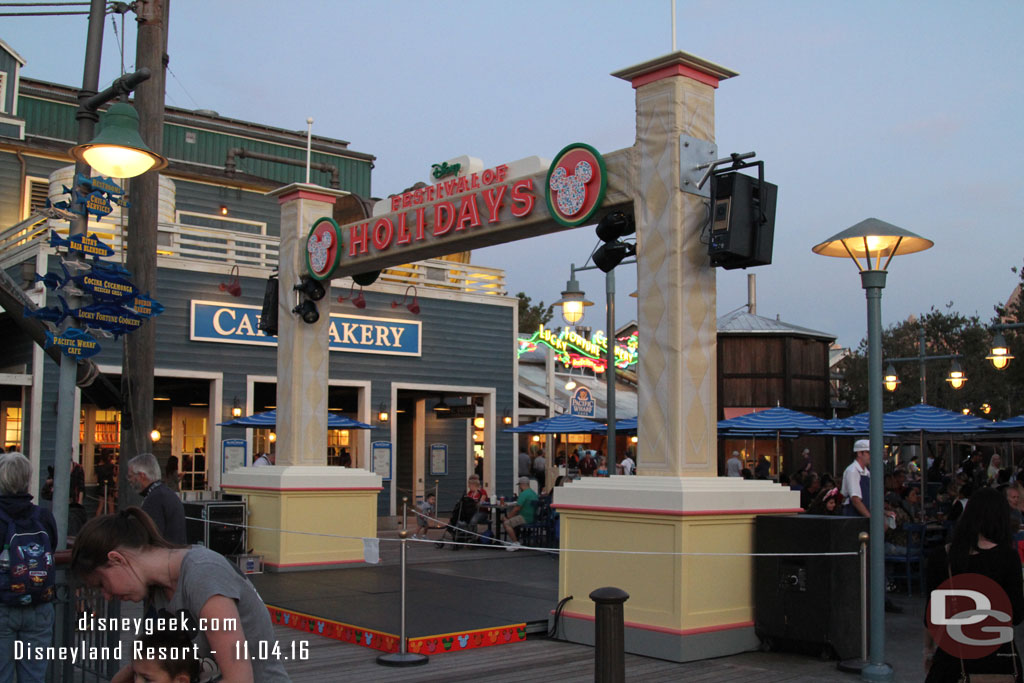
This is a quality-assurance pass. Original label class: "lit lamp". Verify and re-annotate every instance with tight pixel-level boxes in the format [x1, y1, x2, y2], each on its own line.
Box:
[70, 102, 168, 178]
[231, 397, 243, 418]
[554, 270, 593, 326]
[883, 364, 900, 392]
[149, 429, 161, 442]
[502, 409, 513, 426]
[813, 217, 933, 679]
[987, 333, 1013, 370]
[946, 360, 967, 389]
[378, 402, 390, 423]
[268, 432, 277, 443]
[473, 417, 485, 430]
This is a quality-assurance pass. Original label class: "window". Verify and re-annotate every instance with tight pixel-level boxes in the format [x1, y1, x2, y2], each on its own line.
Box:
[2, 404, 22, 451]
[24, 177, 49, 218]
[0, 72, 7, 114]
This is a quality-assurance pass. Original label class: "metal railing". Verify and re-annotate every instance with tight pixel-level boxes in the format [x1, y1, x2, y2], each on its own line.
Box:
[48, 565, 122, 682]
[0, 217, 508, 297]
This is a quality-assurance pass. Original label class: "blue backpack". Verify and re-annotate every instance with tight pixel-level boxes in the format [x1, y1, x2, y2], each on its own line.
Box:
[0, 507, 56, 606]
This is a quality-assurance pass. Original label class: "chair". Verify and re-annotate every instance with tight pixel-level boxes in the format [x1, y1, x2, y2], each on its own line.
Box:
[885, 522, 926, 595]
[519, 499, 555, 548]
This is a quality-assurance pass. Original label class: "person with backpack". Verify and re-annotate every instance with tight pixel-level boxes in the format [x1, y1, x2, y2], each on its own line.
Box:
[0, 451, 58, 683]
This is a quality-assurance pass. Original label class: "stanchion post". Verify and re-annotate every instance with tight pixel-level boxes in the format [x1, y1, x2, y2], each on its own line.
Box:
[590, 586, 629, 683]
[402, 496, 408, 532]
[838, 531, 871, 673]
[376, 531, 428, 667]
[859, 531, 869, 663]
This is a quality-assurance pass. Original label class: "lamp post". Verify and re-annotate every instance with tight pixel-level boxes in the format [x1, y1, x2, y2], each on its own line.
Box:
[49, 0, 168, 548]
[554, 260, 634, 471]
[883, 327, 966, 404]
[813, 218, 933, 682]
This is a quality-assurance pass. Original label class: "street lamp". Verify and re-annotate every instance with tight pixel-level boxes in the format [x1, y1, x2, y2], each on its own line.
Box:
[945, 359, 967, 389]
[883, 327, 967, 401]
[70, 101, 168, 178]
[553, 268, 593, 326]
[987, 332, 1013, 370]
[813, 217, 933, 682]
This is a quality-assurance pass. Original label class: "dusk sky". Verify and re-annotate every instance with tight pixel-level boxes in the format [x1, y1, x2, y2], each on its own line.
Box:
[7, 1, 1023, 348]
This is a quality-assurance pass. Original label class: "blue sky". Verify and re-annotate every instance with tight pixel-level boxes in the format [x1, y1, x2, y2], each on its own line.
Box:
[7, 1, 1023, 348]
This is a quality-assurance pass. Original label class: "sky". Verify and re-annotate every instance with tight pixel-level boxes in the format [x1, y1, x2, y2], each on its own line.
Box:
[6, 0, 1023, 349]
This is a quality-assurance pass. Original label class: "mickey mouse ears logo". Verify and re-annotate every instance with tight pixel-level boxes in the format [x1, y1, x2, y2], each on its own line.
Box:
[306, 217, 343, 281]
[546, 143, 607, 227]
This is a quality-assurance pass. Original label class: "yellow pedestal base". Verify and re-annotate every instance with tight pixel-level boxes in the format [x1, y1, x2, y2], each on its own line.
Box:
[553, 476, 800, 661]
[222, 466, 382, 571]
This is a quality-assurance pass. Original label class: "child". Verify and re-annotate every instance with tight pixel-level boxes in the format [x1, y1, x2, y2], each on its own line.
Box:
[131, 629, 202, 683]
[412, 492, 436, 539]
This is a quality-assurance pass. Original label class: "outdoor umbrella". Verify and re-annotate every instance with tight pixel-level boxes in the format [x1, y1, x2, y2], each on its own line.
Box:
[982, 414, 1024, 431]
[716, 407, 828, 474]
[841, 403, 989, 435]
[503, 413, 605, 433]
[219, 409, 372, 430]
[592, 416, 638, 434]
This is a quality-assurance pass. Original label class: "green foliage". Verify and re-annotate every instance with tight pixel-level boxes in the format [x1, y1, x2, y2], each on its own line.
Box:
[516, 292, 553, 333]
[838, 279, 1024, 419]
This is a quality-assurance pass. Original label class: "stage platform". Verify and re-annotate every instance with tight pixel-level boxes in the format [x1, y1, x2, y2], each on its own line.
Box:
[250, 531, 558, 654]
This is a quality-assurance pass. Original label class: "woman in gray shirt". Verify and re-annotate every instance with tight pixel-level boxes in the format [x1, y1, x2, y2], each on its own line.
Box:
[71, 507, 289, 682]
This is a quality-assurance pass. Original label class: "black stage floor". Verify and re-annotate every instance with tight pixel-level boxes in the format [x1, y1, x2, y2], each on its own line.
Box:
[250, 535, 558, 638]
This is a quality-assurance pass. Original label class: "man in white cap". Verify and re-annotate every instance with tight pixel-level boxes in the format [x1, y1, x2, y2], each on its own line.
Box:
[726, 450, 743, 477]
[841, 439, 872, 517]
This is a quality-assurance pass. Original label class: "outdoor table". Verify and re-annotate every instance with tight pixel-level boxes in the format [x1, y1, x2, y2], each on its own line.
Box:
[479, 501, 510, 543]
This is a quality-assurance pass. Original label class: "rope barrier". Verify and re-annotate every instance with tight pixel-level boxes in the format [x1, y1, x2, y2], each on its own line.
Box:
[182, 514, 859, 558]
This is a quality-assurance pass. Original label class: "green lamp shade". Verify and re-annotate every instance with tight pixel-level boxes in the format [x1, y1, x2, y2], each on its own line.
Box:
[71, 102, 168, 178]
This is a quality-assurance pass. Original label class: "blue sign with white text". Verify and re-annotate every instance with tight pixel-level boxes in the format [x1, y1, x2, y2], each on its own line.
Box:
[190, 300, 421, 356]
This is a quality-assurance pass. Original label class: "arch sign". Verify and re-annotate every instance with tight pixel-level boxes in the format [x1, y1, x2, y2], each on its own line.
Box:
[306, 146, 629, 281]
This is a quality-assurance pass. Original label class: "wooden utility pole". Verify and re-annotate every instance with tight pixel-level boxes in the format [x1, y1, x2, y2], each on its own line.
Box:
[120, 0, 169, 506]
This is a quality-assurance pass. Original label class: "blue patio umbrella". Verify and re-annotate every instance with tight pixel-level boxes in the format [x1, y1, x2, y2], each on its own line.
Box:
[503, 413, 605, 434]
[716, 407, 828, 474]
[841, 403, 989, 435]
[716, 407, 828, 434]
[592, 416, 638, 434]
[983, 414, 1024, 431]
[219, 409, 372, 430]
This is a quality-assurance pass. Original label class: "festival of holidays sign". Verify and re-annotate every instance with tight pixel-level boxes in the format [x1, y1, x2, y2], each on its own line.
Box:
[303, 146, 612, 280]
[190, 301, 420, 356]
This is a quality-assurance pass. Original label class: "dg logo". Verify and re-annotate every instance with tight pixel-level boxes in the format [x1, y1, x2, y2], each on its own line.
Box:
[546, 143, 607, 227]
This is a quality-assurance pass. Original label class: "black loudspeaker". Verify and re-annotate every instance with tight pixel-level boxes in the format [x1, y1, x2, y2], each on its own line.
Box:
[708, 172, 777, 270]
[258, 276, 278, 336]
[754, 514, 867, 660]
[184, 501, 247, 556]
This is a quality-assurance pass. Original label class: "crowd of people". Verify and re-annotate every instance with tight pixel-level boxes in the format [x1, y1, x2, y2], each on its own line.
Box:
[763, 441, 1024, 680]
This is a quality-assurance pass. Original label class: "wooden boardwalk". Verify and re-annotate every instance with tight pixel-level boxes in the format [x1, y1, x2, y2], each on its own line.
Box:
[272, 624, 862, 682]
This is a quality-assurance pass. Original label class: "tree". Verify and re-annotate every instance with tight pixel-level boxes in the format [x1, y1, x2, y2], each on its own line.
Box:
[838, 304, 1012, 418]
[516, 292, 553, 333]
[991, 259, 1024, 416]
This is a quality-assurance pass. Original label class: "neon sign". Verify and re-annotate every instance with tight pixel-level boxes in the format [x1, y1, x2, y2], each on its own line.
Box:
[517, 324, 638, 370]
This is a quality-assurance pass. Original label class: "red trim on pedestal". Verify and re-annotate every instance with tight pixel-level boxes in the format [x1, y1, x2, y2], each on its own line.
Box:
[630, 64, 721, 89]
[276, 189, 340, 205]
[559, 610, 754, 636]
[224, 485, 384, 492]
[552, 504, 802, 516]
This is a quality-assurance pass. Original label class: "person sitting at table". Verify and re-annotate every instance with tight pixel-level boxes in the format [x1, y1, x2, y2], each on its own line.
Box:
[503, 476, 538, 552]
[578, 451, 597, 477]
[464, 474, 490, 529]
